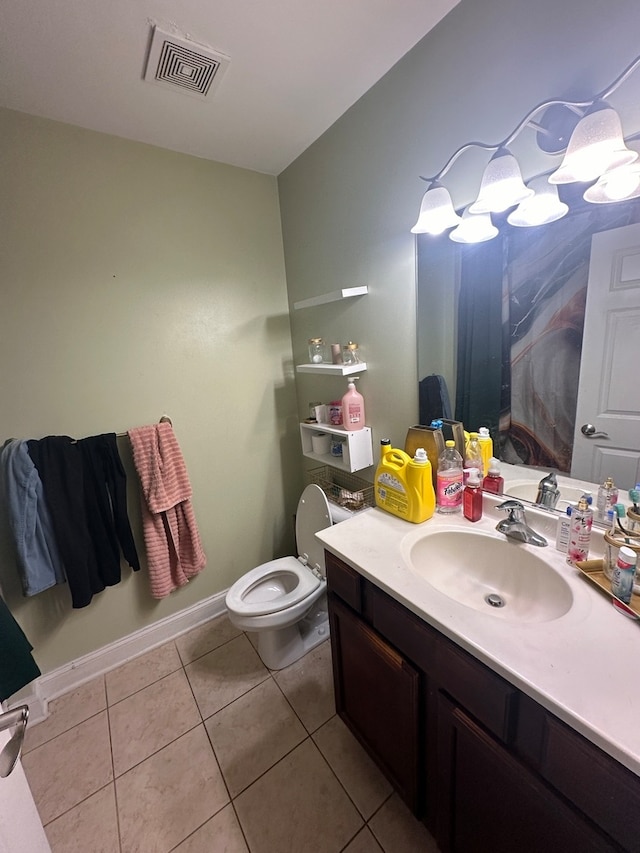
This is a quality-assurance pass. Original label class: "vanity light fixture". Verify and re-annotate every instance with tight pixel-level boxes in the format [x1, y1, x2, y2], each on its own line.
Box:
[449, 206, 498, 243]
[507, 175, 569, 227]
[410, 181, 462, 234]
[412, 52, 640, 242]
[468, 148, 533, 214]
[583, 147, 640, 203]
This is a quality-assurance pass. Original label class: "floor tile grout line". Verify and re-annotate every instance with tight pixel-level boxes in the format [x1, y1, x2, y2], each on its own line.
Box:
[104, 695, 124, 853]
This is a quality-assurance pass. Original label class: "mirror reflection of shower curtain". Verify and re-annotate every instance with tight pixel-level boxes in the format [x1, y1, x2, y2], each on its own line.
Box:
[454, 240, 505, 438]
[455, 197, 640, 473]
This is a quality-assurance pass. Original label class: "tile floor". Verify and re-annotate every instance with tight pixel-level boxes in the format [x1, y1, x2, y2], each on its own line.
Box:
[21, 614, 440, 853]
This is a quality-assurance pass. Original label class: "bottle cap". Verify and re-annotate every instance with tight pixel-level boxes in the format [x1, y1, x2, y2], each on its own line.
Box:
[487, 457, 501, 474]
[478, 427, 490, 437]
[469, 431, 479, 439]
[413, 448, 428, 463]
[618, 546, 637, 566]
[445, 440, 455, 447]
[466, 467, 481, 485]
[430, 419, 443, 429]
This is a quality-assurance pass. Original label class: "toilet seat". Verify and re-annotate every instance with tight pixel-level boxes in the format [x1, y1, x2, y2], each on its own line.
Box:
[226, 484, 332, 619]
[225, 557, 321, 617]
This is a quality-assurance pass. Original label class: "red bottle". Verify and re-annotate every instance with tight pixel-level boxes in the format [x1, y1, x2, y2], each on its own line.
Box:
[463, 468, 483, 522]
[482, 457, 504, 495]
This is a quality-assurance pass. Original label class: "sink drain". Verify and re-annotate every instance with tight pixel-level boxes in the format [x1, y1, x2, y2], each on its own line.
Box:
[485, 593, 505, 608]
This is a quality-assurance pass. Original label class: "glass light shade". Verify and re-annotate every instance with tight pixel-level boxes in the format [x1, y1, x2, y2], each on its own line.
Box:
[507, 176, 569, 227]
[449, 206, 498, 243]
[584, 160, 640, 203]
[468, 148, 533, 214]
[548, 106, 637, 185]
[410, 183, 462, 234]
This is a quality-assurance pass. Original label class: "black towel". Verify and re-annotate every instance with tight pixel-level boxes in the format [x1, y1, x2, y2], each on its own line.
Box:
[0, 596, 40, 701]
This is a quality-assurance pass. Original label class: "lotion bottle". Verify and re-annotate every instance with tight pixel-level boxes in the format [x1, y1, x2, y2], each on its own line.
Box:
[567, 494, 593, 564]
[341, 377, 365, 431]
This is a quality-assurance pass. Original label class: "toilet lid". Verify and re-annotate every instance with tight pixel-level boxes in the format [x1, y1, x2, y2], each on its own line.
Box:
[225, 556, 321, 616]
[295, 484, 332, 575]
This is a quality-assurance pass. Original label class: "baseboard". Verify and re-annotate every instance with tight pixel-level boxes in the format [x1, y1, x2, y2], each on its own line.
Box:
[10, 590, 228, 724]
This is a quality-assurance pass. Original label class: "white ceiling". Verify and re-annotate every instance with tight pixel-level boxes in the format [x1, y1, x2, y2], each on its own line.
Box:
[0, 0, 459, 175]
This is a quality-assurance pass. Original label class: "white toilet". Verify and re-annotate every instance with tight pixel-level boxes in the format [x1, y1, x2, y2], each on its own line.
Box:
[225, 484, 354, 670]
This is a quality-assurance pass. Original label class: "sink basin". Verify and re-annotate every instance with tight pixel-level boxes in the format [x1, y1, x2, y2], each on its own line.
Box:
[404, 528, 573, 623]
[503, 480, 587, 505]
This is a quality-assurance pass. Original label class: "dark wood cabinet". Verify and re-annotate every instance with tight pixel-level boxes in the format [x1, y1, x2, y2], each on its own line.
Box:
[326, 550, 639, 853]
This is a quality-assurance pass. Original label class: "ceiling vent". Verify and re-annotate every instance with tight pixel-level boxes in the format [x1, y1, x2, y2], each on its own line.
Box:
[144, 27, 230, 100]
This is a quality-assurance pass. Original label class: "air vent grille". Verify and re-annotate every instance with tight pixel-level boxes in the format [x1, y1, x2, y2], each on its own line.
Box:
[145, 27, 230, 100]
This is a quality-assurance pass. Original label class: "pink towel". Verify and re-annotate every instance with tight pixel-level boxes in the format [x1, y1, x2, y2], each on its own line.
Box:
[128, 423, 206, 599]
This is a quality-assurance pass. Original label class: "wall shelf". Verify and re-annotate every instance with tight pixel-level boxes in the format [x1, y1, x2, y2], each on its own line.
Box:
[296, 362, 367, 376]
[293, 286, 368, 311]
[299, 423, 373, 472]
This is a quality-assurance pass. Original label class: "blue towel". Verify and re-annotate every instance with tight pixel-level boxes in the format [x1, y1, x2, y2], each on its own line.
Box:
[0, 439, 66, 596]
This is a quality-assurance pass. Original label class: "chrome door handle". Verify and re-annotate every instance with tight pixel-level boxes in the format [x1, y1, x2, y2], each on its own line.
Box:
[581, 423, 610, 439]
[0, 705, 29, 778]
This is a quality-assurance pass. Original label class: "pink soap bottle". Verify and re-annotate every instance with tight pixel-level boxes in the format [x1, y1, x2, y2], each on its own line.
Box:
[341, 377, 365, 431]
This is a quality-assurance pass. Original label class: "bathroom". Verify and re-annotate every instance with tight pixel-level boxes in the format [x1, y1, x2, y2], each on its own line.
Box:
[2, 0, 640, 849]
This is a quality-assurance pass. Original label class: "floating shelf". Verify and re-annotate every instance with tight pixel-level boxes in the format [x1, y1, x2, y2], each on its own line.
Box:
[296, 362, 367, 376]
[293, 286, 368, 311]
[299, 423, 373, 472]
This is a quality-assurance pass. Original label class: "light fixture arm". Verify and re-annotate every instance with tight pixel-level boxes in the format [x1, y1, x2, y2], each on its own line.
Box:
[420, 52, 640, 184]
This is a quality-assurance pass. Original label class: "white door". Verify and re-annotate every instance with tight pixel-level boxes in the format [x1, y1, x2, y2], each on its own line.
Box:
[0, 726, 50, 853]
[571, 222, 640, 490]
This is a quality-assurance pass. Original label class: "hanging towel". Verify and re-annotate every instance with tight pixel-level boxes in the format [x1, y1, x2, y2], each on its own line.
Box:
[76, 434, 140, 580]
[0, 439, 66, 596]
[0, 595, 41, 701]
[127, 423, 206, 599]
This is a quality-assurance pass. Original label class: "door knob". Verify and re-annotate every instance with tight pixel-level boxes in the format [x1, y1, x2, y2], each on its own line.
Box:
[0, 705, 29, 778]
[581, 423, 610, 439]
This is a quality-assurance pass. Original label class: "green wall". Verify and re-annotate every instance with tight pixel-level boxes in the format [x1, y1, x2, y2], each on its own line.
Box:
[0, 108, 300, 673]
[279, 0, 640, 452]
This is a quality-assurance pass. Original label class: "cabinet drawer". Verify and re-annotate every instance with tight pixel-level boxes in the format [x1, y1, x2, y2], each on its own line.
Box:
[541, 715, 640, 851]
[438, 642, 518, 743]
[370, 585, 439, 673]
[326, 551, 364, 613]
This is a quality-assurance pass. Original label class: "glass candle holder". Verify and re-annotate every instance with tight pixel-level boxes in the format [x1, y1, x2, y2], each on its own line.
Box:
[308, 338, 325, 363]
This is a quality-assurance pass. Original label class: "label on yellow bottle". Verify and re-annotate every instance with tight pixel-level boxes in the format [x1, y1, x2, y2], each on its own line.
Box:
[375, 445, 435, 523]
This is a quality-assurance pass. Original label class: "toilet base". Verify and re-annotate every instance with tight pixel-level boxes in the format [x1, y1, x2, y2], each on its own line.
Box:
[253, 598, 329, 670]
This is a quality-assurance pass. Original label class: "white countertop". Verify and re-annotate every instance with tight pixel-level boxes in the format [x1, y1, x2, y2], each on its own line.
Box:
[317, 494, 640, 777]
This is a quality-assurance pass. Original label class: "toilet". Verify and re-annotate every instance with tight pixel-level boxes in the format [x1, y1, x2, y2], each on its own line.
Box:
[225, 484, 355, 670]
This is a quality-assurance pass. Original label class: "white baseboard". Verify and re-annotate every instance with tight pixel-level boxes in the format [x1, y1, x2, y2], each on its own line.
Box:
[10, 590, 228, 724]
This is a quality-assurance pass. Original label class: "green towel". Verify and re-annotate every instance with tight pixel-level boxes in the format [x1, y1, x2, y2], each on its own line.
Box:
[0, 596, 40, 701]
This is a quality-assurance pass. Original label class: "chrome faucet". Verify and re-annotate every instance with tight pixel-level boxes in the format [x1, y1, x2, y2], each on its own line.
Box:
[535, 471, 560, 509]
[496, 500, 548, 547]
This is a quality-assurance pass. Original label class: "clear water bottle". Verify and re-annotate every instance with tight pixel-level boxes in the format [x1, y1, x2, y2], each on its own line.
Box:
[437, 440, 463, 514]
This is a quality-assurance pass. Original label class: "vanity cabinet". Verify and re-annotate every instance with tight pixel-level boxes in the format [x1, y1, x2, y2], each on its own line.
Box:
[326, 550, 640, 853]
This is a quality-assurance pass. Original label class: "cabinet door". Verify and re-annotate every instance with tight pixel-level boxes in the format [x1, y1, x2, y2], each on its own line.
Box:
[328, 593, 422, 814]
[437, 695, 617, 853]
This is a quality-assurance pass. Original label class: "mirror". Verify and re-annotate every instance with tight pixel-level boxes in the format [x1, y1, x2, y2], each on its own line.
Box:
[416, 189, 640, 525]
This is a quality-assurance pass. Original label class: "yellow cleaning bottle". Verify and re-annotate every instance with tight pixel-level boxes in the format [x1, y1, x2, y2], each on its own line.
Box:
[374, 440, 436, 523]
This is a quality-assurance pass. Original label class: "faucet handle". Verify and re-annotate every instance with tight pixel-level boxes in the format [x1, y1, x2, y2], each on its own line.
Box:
[497, 499, 525, 520]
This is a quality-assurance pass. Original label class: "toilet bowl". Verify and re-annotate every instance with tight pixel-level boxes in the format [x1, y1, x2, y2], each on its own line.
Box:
[225, 484, 353, 669]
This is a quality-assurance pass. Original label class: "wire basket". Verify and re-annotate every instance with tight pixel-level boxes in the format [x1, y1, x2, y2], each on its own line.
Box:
[305, 466, 375, 512]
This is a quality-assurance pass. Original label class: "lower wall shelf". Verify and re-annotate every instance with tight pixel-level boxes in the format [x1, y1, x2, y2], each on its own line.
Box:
[299, 423, 373, 472]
